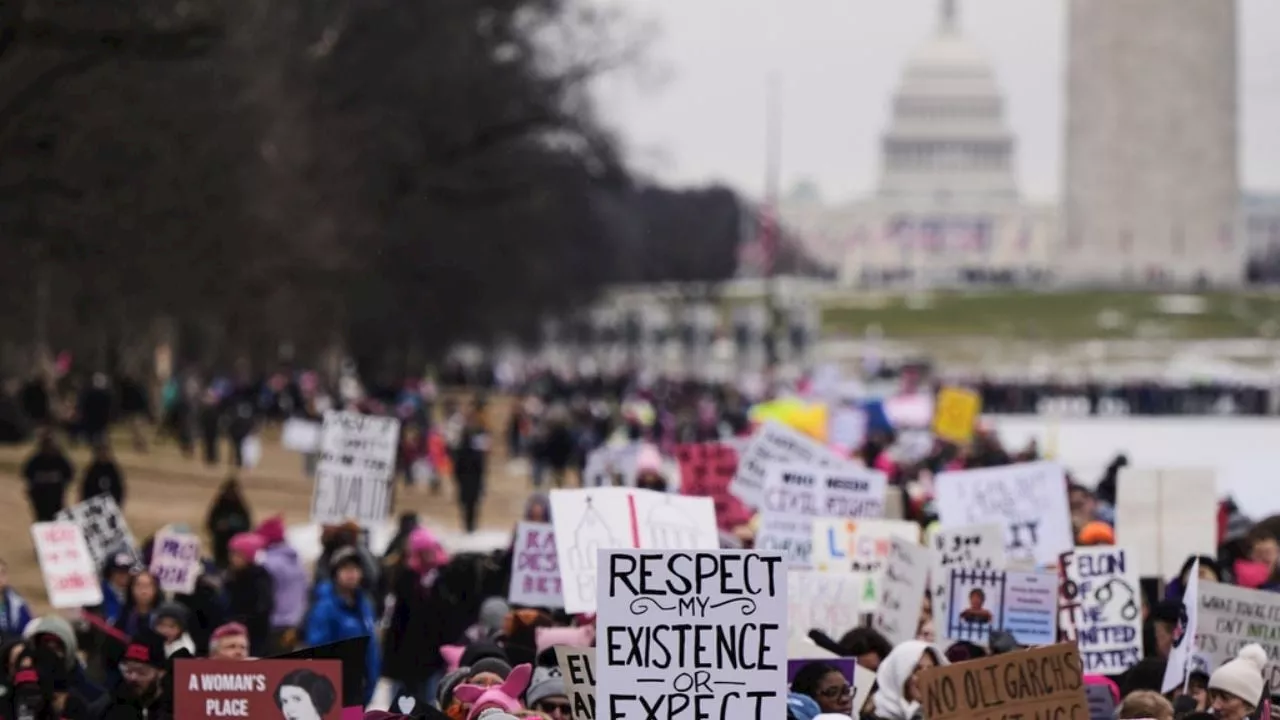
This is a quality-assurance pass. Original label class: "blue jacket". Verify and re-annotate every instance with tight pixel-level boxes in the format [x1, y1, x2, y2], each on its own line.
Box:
[0, 588, 32, 637]
[305, 581, 380, 703]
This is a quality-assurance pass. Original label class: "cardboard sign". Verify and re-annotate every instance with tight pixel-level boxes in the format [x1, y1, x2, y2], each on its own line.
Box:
[550, 488, 719, 613]
[509, 522, 563, 608]
[1197, 580, 1280, 689]
[1115, 468, 1217, 580]
[310, 411, 400, 525]
[945, 568, 1057, 646]
[788, 570, 870, 642]
[932, 387, 981, 445]
[31, 522, 103, 609]
[174, 658, 343, 720]
[918, 643, 1087, 720]
[150, 528, 202, 595]
[596, 549, 787, 720]
[556, 647, 597, 720]
[676, 442, 750, 529]
[1060, 547, 1143, 675]
[730, 421, 846, 508]
[873, 537, 931, 645]
[934, 461, 1074, 566]
[928, 524, 1006, 640]
[55, 495, 138, 569]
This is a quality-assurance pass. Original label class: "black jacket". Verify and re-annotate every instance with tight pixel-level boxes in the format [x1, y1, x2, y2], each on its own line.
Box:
[86, 687, 170, 720]
[80, 461, 126, 507]
[223, 565, 274, 656]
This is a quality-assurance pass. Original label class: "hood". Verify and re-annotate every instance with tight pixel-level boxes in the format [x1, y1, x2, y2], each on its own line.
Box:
[256, 515, 287, 546]
[25, 616, 78, 671]
[874, 640, 948, 720]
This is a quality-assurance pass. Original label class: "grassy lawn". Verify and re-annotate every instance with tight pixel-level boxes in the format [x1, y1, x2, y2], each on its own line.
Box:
[820, 291, 1280, 340]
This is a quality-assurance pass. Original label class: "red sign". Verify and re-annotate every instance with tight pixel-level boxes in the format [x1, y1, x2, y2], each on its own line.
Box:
[675, 442, 751, 531]
[174, 659, 343, 720]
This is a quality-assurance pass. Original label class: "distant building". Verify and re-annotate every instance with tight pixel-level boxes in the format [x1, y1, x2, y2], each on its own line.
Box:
[1243, 193, 1280, 258]
[1064, 0, 1242, 285]
[780, 0, 1056, 288]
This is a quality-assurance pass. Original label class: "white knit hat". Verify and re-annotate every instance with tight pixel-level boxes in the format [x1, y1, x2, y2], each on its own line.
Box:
[1209, 643, 1268, 705]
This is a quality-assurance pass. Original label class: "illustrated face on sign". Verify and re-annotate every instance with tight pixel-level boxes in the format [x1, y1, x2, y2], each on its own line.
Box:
[274, 669, 337, 720]
[278, 685, 322, 720]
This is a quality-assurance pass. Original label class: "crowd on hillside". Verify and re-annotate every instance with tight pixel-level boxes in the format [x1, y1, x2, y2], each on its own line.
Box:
[0, 363, 1277, 720]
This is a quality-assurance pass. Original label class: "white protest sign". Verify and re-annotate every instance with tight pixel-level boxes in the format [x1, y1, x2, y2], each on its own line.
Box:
[310, 411, 401, 525]
[1059, 547, 1143, 674]
[788, 570, 871, 642]
[31, 522, 103, 609]
[811, 518, 920, 574]
[282, 418, 322, 453]
[596, 549, 788, 720]
[56, 495, 137, 569]
[551, 488, 718, 614]
[149, 528, 202, 595]
[927, 523, 1006, 635]
[1196, 580, 1280, 688]
[944, 568, 1058, 646]
[1163, 560, 1200, 693]
[755, 463, 889, 567]
[1115, 468, 1217, 581]
[509, 522, 563, 608]
[729, 421, 846, 508]
[874, 537, 932, 645]
[556, 647, 597, 720]
[582, 444, 640, 488]
[934, 461, 1073, 567]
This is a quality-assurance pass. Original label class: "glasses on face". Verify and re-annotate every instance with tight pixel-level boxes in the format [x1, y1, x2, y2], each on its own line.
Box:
[818, 685, 853, 700]
[535, 701, 572, 716]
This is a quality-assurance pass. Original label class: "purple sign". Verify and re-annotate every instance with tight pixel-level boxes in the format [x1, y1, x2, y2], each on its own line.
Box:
[786, 658, 857, 687]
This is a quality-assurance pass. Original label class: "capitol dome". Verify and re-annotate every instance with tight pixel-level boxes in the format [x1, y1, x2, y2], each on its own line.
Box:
[878, 0, 1018, 200]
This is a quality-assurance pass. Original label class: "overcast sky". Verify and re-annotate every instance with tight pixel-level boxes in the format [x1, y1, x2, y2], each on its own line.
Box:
[591, 0, 1280, 203]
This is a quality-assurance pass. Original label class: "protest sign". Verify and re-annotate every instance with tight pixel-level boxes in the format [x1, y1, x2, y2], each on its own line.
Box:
[919, 642, 1086, 720]
[676, 442, 751, 529]
[873, 537, 931, 645]
[729, 421, 846, 508]
[31, 522, 102, 609]
[934, 461, 1074, 566]
[1116, 468, 1217, 580]
[556, 647, 597, 720]
[1163, 559, 1201, 693]
[174, 658, 343, 720]
[788, 570, 870, 642]
[150, 527, 202, 595]
[310, 411, 400, 525]
[755, 463, 887, 567]
[928, 523, 1005, 637]
[1060, 547, 1143, 674]
[811, 519, 920, 574]
[583, 444, 640, 488]
[550, 488, 718, 614]
[945, 568, 1057, 645]
[509, 521, 563, 608]
[282, 418, 322, 453]
[56, 495, 138, 569]
[597, 549, 787, 720]
[932, 386, 981, 445]
[1197, 580, 1280, 688]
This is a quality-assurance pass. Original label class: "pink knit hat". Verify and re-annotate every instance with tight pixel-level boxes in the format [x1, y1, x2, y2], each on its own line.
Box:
[406, 527, 449, 572]
[228, 532, 266, 560]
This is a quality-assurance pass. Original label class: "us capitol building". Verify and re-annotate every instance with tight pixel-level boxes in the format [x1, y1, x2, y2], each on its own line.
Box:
[781, 0, 1280, 289]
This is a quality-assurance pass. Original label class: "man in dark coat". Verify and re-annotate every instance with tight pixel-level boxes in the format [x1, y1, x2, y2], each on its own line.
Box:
[21, 429, 74, 522]
[87, 629, 170, 720]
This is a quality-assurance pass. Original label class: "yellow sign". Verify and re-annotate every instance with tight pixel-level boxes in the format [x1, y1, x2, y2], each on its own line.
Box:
[932, 386, 981, 444]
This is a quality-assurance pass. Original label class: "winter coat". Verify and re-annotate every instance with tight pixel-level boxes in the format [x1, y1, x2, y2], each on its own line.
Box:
[173, 568, 226, 656]
[86, 686, 170, 720]
[0, 588, 32, 639]
[22, 451, 73, 515]
[205, 497, 252, 569]
[223, 565, 274, 656]
[381, 565, 441, 685]
[259, 543, 308, 628]
[79, 461, 126, 507]
[304, 582, 380, 704]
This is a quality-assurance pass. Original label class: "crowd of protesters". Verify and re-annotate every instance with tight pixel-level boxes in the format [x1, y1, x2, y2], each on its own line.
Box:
[0, 360, 1277, 720]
